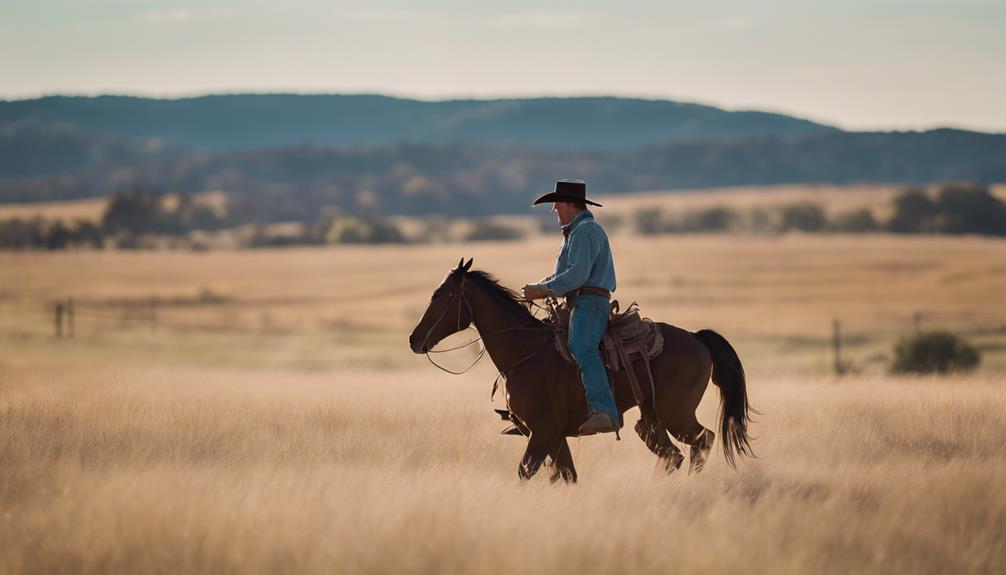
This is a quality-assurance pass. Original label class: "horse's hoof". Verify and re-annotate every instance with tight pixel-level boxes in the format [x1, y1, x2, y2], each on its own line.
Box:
[501, 425, 524, 436]
[664, 451, 685, 473]
[688, 430, 714, 474]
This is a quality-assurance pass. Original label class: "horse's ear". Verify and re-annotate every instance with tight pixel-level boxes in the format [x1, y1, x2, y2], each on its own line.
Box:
[455, 257, 464, 271]
[462, 258, 473, 272]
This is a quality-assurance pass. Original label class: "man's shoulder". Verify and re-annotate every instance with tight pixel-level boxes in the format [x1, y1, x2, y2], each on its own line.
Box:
[571, 218, 607, 238]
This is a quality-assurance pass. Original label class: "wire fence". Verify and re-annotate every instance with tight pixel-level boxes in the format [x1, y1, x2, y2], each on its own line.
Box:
[3, 297, 386, 338]
[4, 296, 1004, 376]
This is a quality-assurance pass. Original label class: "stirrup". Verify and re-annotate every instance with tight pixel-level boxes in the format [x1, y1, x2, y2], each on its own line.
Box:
[578, 412, 617, 436]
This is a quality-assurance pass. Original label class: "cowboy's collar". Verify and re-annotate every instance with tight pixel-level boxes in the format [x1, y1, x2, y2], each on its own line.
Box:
[561, 210, 594, 238]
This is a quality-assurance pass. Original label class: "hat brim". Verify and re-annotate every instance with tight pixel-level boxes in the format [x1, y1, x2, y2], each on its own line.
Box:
[532, 192, 603, 207]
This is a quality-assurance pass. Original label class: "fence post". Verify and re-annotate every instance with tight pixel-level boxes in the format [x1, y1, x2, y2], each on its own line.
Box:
[54, 302, 64, 339]
[832, 319, 845, 376]
[67, 298, 75, 338]
[150, 298, 157, 331]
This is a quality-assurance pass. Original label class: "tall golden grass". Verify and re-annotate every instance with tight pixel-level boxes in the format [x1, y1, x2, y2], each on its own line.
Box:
[1, 364, 1003, 574]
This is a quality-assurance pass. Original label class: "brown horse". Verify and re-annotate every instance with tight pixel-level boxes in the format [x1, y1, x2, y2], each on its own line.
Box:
[408, 258, 754, 483]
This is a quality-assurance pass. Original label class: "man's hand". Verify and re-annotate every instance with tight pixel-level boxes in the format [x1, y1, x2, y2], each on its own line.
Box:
[521, 283, 550, 301]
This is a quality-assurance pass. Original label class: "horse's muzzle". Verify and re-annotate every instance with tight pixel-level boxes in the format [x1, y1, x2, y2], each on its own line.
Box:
[408, 333, 427, 354]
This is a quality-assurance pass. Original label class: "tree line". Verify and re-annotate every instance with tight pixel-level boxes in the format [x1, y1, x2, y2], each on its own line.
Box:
[625, 183, 1006, 236]
[0, 188, 519, 250]
[1, 182, 1003, 250]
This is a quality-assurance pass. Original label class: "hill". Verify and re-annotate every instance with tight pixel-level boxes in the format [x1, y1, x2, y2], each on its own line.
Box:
[0, 94, 837, 151]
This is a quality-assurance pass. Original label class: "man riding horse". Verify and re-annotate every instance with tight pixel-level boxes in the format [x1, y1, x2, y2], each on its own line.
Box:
[521, 179, 620, 436]
[409, 179, 754, 481]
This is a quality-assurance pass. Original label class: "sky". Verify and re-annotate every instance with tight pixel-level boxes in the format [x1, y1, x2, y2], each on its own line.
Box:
[2, 0, 1005, 131]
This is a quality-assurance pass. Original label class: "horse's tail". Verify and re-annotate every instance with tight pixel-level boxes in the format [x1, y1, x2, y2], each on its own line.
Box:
[693, 329, 755, 468]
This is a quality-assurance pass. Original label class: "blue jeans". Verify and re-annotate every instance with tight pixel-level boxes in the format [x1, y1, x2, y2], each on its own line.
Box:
[567, 294, 620, 426]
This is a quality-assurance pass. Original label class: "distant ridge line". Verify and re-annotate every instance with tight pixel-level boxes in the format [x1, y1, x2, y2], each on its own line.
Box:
[0, 93, 838, 151]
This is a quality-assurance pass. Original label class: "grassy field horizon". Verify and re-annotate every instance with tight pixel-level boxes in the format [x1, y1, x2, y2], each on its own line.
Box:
[3, 231, 1005, 376]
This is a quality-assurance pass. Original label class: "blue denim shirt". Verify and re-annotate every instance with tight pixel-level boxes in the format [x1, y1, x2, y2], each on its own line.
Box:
[540, 210, 617, 296]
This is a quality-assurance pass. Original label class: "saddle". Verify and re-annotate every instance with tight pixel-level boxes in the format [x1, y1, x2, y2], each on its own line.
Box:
[550, 299, 664, 408]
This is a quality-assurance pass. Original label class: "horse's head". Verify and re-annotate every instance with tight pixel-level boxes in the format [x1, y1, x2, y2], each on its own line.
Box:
[409, 257, 475, 354]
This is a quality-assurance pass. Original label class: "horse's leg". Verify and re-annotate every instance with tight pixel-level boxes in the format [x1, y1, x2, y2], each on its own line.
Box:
[634, 409, 684, 473]
[664, 414, 715, 474]
[518, 431, 553, 480]
[686, 427, 716, 475]
[548, 438, 577, 484]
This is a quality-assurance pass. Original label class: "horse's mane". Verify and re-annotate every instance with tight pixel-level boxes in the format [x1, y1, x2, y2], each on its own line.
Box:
[466, 269, 546, 326]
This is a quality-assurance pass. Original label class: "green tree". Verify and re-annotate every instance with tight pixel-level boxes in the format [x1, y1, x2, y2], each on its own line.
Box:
[70, 219, 104, 248]
[887, 187, 937, 233]
[778, 202, 826, 232]
[322, 215, 405, 244]
[43, 220, 72, 250]
[633, 207, 666, 235]
[101, 188, 164, 234]
[933, 182, 1006, 235]
[681, 206, 737, 232]
[829, 208, 878, 232]
[462, 221, 526, 242]
[0, 218, 44, 249]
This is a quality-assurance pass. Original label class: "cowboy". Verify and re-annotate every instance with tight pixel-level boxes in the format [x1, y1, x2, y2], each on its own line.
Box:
[522, 179, 620, 435]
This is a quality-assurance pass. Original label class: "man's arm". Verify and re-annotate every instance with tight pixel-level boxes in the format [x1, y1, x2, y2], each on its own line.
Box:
[540, 225, 601, 296]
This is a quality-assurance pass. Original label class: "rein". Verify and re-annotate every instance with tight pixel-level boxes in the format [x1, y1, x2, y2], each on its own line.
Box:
[423, 278, 552, 377]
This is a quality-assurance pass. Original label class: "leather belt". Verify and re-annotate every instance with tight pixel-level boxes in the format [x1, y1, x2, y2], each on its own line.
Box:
[563, 286, 611, 300]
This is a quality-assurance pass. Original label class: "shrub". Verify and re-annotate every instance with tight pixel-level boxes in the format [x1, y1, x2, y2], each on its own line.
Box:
[887, 183, 1006, 235]
[933, 182, 1006, 235]
[69, 219, 104, 249]
[633, 207, 666, 235]
[829, 208, 879, 232]
[43, 220, 72, 250]
[889, 331, 980, 375]
[681, 206, 738, 232]
[462, 222, 526, 242]
[322, 215, 405, 244]
[0, 218, 44, 249]
[887, 187, 937, 233]
[778, 202, 826, 232]
[102, 188, 164, 234]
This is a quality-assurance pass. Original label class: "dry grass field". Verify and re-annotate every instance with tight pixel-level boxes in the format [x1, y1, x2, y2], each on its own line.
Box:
[3, 233, 1005, 374]
[2, 209, 1006, 573]
[2, 366, 1003, 574]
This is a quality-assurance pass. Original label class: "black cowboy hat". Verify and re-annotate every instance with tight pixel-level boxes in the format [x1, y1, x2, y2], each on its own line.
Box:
[532, 179, 603, 207]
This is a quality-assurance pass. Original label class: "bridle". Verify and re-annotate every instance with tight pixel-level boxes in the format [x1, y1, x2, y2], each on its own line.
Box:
[421, 274, 485, 375]
[421, 273, 553, 377]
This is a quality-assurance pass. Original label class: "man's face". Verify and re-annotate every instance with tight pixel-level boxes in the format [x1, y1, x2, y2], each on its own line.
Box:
[553, 202, 579, 226]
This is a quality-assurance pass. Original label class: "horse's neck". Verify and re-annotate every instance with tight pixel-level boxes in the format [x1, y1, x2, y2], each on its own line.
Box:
[467, 287, 549, 370]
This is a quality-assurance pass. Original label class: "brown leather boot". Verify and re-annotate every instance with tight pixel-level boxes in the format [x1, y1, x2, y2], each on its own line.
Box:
[578, 412, 617, 435]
